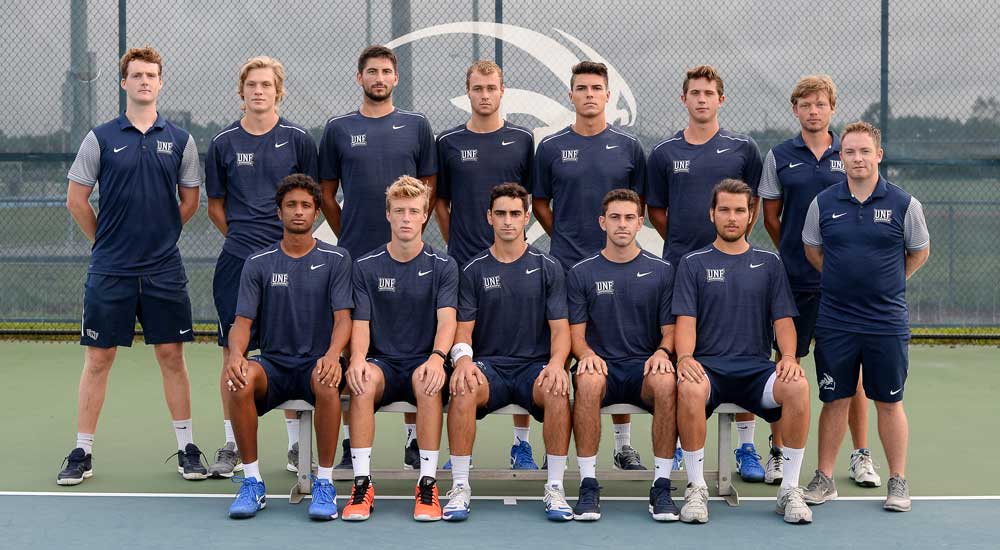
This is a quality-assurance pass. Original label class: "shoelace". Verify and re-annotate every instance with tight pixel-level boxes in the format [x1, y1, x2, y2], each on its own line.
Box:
[312, 479, 335, 503]
[417, 482, 436, 505]
[577, 484, 600, 508]
[618, 446, 641, 465]
[805, 472, 828, 491]
[888, 478, 908, 497]
[544, 485, 567, 508]
[231, 477, 261, 506]
[736, 447, 762, 462]
[351, 478, 371, 505]
[513, 443, 534, 464]
[215, 447, 237, 463]
[853, 452, 879, 474]
[687, 486, 708, 506]
[444, 487, 469, 507]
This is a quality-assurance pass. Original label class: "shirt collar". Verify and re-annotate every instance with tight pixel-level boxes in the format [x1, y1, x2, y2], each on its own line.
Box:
[116, 112, 166, 131]
[836, 175, 889, 202]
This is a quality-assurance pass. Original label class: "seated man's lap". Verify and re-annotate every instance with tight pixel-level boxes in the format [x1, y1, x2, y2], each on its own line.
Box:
[367, 356, 445, 408]
[602, 359, 653, 413]
[249, 355, 328, 416]
[475, 359, 546, 422]
[698, 357, 781, 423]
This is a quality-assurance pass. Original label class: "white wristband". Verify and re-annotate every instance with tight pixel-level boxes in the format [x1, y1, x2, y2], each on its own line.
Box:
[450, 343, 473, 363]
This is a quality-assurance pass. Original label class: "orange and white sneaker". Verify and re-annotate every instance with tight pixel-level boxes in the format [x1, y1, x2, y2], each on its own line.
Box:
[413, 475, 442, 521]
[342, 475, 375, 521]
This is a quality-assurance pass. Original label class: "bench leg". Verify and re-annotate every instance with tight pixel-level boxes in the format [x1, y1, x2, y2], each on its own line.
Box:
[717, 412, 740, 506]
[289, 409, 313, 504]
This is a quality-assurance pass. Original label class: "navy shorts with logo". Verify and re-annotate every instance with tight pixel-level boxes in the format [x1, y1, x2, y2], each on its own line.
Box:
[250, 355, 336, 416]
[572, 358, 654, 413]
[213, 250, 259, 349]
[80, 268, 194, 348]
[814, 327, 909, 403]
[698, 357, 782, 423]
[476, 359, 546, 422]
[772, 290, 821, 357]
[368, 356, 447, 408]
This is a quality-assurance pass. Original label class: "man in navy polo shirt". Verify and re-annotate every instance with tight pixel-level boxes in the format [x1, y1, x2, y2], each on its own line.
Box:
[435, 61, 538, 468]
[205, 56, 319, 479]
[802, 122, 930, 512]
[645, 64, 767, 480]
[567, 189, 679, 522]
[319, 45, 437, 468]
[442, 183, 572, 522]
[759, 75, 877, 488]
[673, 179, 812, 525]
[59, 46, 206, 485]
[533, 60, 646, 470]
[224, 174, 353, 520]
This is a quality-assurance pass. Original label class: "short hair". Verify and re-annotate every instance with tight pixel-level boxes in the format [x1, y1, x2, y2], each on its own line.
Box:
[841, 121, 882, 150]
[489, 183, 529, 212]
[601, 188, 642, 215]
[385, 175, 429, 212]
[790, 74, 837, 109]
[570, 61, 609, 88]
[466, 60, 504, 89]
[711, 178, 753, 209]
[238, 56, 286, 111]
[683, 65, 724, 96]
[275, 174, 322, 210]
[357, 45, 397, 74]
[119, 45, 162, 80]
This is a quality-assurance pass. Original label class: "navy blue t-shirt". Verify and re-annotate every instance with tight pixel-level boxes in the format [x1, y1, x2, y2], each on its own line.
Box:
[352, 243, 458, 362]
[318, 109, 436, 258]
[67, 113, 202, 276]
[437, 122, 534, 265]
[533, 125, 645, 269]
[645, 129, 764, 265]
[459, 246, 566, 367]
[802, 178, 930, 335]
[568, 250, 676, 362]
[757, 132, 844, 292]
[672, 246, 797, 372]
[205, 118, 318, 260]
[235, 240, 353, 364]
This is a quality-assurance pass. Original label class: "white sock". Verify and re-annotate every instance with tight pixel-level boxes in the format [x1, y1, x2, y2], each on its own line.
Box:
[546, 455, 567, 487]
[736, 421, 755, 447]
[654, 455, 672, 483]
[684, 448, 706, 487]
[243, 460, 261, 482]
[223, 420, 236, 446]
[781, 447, 805, 491]
[404, 424, 417, 446]
[577, 454, 597, 480]
[451, 455, 472, 486]
[342, 425, 350, 441]
[76, 432, 94, 455]
[172, 419, 194, 450]
[317, 466, 333, 482]
[514, 426, 530, 445]
[285, 418, 299, 451]
[351, 447, 372, 477]
[613, 423, 631, 453]
[419, 449, 439, 479]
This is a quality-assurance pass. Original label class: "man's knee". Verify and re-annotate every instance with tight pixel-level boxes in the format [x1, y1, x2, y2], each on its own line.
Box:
[83, 347, 116, 374]
[573, 372, 606, 399]
[154, 343, 185, 365]
[677, 378, 709, 403]
[873, 400, 904, 414]
[645, 373, 677, 400]
[776, 376, 810, 404]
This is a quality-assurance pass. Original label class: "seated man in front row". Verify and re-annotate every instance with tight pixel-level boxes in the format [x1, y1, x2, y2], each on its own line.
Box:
[673, 179, 812, 525]
[225, 174, 353, 520]
[444, 183, 573, 522]
[567, 188, 680, 522]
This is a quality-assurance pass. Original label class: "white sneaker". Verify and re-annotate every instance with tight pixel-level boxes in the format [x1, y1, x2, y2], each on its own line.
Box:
[849, 448, 882, 487]
[680, 483, 709, 524]
[442, 483, 471, 521]
[764, 446, 784, 485]
[543, 483, 573, 521]
[776, 486, 813, 524]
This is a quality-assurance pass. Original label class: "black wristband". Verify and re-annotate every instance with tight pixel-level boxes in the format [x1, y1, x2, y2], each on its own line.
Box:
[657, 346, 673, 356]
[431, 349, 448, 362]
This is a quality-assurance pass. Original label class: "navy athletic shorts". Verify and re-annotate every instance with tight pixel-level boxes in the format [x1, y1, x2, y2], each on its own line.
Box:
[698, 357, 782, 423]
[80, 268, 193, 348]
[213, 250, 259, 349]
[475, 359, 547, 422]
[814, 327, 909, 403]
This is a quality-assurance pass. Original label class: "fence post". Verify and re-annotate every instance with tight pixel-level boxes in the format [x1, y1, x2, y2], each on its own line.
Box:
[391, 0, 412, 110]
[118, 0, 126, 114]
[495, 0, 503, 68]
[880, 0, 890, 144]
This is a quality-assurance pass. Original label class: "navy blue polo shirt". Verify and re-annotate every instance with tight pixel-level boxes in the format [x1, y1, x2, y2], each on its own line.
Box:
[645, 129, 764, 265]
[67, 113, 201, 276]
[437, 122, 534, 265]
[318, 109, 437, 258]
[802, 178, 930, 335]
[459, 246, 566, 367]
[533, 124, 646, 269]
[205, 117, 319, 260]
[758, 132, 844, 292]
[567, 250, 675, 362]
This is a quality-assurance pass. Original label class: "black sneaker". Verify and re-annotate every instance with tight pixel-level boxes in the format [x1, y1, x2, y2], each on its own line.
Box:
[335, 438, 353, 469]
[168, 443, 208, 480]
[573, 477, 602, 521]
[648, 478, 680, 521]
[57, 448, 93, 486]
[613, 445, 647, 470]
[403, 439, 419, 470]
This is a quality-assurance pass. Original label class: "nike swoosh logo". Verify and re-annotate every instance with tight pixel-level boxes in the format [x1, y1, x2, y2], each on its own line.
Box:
[526, 268, 541, 274]
[716, 148, 730, 154]
[113, 146, 128, 153]
[750, 263, 764, 269]
[176, 426, 187, 429]
[179, 329, 191, 334]
[637, 271, 652, 278]
[392, 124, 406, 130]
[418, 270, 433, 277]
[275, 141, 289, 148]
[421, 456, 430, 461]
[789, 162, 804, 168]
[890, 388, 902, 395]
[311, 264, 325, 270]
[502, 140, 516, 146]
[605, 144, 619, 150]
[832, 212, 847, 219]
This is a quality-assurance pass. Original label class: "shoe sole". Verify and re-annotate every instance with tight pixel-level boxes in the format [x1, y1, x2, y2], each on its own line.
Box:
[680, 515, 708, 524]
[309, 512, 339, 521]
[413, 514, 442, 522]
[573, 512, 601, 521]
[804, 490, 838, 505]
[739, 471, 765, 483]
[342, 512, 372, 521]
[57, 469, 93, 486]
[648, 505, 680, 522]
[209, 463, 242, 479]
[884, 502, 911, 512]
[783, 514, 813, 524]
[442, 511, 469, 522]
[229, 501, 266, 519]
[177, 467, 208, 481]
[850, 472, 882, 488]
[546, 512, 573, 522]
[764, 476, 783, 485]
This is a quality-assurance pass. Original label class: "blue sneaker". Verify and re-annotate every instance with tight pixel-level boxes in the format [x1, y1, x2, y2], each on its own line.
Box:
[648, 478, 680, 521]
[572, 477, 601, 521]
[442, 483, 471, 521]
[229, 477, 266, 519]
[543, 483, 573, 521]
[735, 443, 765, 482]
[443, 458, 452, 470]
[671, 446, 684, 471]
[309, 478, 339, 520]
[510, 440, 539, 470]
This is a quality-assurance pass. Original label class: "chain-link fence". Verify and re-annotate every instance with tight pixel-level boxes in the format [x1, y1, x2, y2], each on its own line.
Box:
[2, 1, 998, 336]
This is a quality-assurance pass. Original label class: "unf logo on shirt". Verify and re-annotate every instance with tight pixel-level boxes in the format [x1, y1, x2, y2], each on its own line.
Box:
[351, 134, 367, 148]
[874, 209, 893, 224]
[706, 268, 726, 283]
[271, 273, 289, 287]
[461, 149, 478, 163]
[483, 275, 501, 291]
[237, 153, 254, 167]
[561, 149, 579, 162]
[378, 277, 396, 292]
[830, 160, 845, 173]
[673, 160, 691, 173]
[156, 141, 174, 155]
[595, 280, 615, 295]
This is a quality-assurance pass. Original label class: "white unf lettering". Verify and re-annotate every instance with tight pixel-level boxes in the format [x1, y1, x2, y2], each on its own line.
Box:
[874, 209, 893, 223]
[483, 275, 501, 290]
[378, 277, 396, 292]
[706, 268, 725, 282]
[271, 273, 289, 286]
[595, 280, 614, 295]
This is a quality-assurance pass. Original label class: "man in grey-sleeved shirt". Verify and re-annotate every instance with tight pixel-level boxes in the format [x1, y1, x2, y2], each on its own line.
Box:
[801, 122, 930, 513]
[58, 46, 207, 487]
